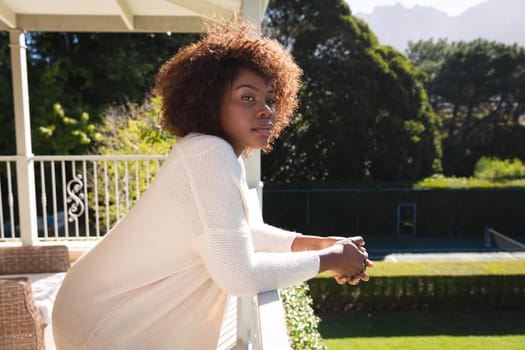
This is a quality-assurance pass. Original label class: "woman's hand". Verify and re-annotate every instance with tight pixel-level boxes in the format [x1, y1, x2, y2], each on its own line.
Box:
[318, 240, 370, 283]
[321, 236, 374, 285]
[291, 234, 374, 285]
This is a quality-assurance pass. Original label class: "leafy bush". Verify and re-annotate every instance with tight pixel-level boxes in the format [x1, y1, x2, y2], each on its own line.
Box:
[88, 97, 175, 230]
[97, 96, 174, 156]
[309, 261, 525, 313]
[281, 283, 327, 350]
[309, 275, 525, 312]
[414, 174, 525, 188]
[414, 157, 525, 189]
[37, 103, 103, 154]
[474, 157, 525, 181]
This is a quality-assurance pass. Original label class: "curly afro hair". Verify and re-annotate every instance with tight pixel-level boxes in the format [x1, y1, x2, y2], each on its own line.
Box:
[153, 18, 302, 152]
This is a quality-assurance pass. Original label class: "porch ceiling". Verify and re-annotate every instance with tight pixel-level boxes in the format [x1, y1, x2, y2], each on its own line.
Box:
[0, 0, 267, 33]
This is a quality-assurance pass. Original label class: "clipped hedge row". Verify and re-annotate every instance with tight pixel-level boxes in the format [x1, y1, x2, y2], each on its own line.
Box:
[307, 275, 525, 312]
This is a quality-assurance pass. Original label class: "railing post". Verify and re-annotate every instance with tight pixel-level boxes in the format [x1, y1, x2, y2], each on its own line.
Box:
[240, 7, 263, 344]
[484, 226, 492, 248]
[255, 290, 291, 350]
[9, 30, 38, 245]
[242, 0, 264, 209]
[236, 296, 255, 349]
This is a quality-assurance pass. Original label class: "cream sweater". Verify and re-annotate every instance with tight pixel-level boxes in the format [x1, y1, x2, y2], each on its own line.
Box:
[52, 134, 320, 350]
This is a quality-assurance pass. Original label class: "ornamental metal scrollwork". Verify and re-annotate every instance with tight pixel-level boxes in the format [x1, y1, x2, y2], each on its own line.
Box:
[66, 174, 85, 222]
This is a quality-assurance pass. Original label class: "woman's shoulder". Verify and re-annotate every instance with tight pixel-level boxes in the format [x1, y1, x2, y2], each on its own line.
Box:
[178, 133, 237, 161]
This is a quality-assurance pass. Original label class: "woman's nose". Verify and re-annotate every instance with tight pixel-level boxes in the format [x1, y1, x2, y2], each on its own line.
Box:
[258, 103, 274, 119]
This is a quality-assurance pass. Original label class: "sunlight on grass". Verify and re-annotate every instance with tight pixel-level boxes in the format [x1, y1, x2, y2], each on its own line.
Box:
[319, 310, 525, 350]
[324, 335, 525, 350]
[317, 260, 525, 278]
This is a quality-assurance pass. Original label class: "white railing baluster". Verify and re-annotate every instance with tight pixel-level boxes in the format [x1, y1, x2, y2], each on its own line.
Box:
[72, 161, 80, 238]
[39, 161, 48, 239]
[61, 161, 68, 238]
[124, 161, 130, 212]
[104, 160, 110, 234]
[51, 161, 58, 237]
[7, 162, 16, 238]
[0, 164, 4, 239]
[93, 161, 100, 238]
[135, 160, 140, 201]
[83, 160, 89, 237]
[155, 159, 160, 178]
[114, 160, 120, 222]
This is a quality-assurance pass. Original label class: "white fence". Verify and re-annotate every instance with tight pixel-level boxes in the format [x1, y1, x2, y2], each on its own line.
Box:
[1, 155, 167, 241]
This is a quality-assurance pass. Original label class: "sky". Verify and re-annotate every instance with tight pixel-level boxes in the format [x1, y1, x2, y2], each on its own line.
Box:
[344, 0, 488, 16]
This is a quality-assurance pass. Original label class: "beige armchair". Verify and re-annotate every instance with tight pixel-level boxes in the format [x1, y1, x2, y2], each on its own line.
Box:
[0, 245, 70, 350]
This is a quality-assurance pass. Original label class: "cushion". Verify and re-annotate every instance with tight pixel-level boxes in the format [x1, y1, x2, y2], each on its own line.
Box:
[1, 272, 66, 324]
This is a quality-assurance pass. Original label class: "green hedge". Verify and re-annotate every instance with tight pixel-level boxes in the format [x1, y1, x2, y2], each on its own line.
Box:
[281, 283, 327, 350]
[307, 275, 525, 312]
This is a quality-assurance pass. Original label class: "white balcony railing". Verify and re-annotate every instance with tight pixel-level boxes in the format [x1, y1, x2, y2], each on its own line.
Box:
[1, 154, 166, 241]
[0, 154, 291, 350]
[219, 292, 291, 350]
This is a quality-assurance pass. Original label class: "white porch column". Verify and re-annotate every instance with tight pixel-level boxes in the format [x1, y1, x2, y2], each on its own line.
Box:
[237, 3, 266, 349]
[9, 30, 38, 245]
[242, 0, 265, 208]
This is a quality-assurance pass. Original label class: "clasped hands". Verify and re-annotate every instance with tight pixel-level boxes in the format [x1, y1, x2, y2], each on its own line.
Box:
[320, 236, 374, 285]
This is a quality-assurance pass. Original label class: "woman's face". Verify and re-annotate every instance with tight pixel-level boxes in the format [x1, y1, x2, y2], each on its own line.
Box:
[219, 68, 276, 157]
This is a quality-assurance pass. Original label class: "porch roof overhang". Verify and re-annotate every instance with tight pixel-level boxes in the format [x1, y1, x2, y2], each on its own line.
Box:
[0, 0, 269, 33]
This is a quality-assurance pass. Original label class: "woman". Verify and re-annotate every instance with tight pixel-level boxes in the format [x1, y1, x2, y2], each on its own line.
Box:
[52, 20, 373, 349]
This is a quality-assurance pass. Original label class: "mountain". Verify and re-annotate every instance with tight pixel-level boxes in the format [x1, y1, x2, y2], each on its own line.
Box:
[355, 0, 525, 53]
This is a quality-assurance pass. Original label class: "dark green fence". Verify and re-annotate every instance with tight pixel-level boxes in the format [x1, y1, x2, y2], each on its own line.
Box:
[262, 186, 525, 237]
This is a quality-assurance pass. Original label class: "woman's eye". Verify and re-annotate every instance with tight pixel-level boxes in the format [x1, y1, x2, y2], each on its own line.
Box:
[266, 98, 276, 107]
[241, 95, 255, 102]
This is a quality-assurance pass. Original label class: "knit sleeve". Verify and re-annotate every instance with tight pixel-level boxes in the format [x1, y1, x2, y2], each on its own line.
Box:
[182, 135, 319, 296]
[240, 179, 300, 252]
[251, 223, 301, 252]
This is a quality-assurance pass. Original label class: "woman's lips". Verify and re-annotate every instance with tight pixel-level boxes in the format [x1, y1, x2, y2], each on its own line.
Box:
[252, 127, 273, 136]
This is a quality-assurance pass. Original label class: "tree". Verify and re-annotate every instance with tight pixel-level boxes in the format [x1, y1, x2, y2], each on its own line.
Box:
[37, 103, 103, 155]
[262, 0, 442, 183]
[0, 32, 15, 155]
[0, 31, 198, 155]
[408, 39, 525, 176]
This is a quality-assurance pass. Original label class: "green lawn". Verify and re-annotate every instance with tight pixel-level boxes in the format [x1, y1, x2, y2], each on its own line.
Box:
[319, 310, 525, 350]
[316, 260, 525, 278]
[315, 246, 525, 349]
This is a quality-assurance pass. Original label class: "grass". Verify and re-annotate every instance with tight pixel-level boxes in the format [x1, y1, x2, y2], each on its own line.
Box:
[317, 259, 525, 278]
[317, 259, 525, 349]
[319, 310, 525, 350]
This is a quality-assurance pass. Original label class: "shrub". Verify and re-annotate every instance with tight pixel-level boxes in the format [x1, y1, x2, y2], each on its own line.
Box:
[308, 275, 525, 312]
[37, 103, 103, 155]
[281, 283, 327, 350]
[96, 96, 175, 156]
[308, 261, 525, 313]
[474, 157, 525, 181]
[414, 173, 525, 188]
[88, 96, 175, 230]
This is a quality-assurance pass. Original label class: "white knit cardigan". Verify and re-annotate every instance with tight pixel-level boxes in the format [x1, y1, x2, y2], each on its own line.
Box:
[52, 134, 320, 350]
